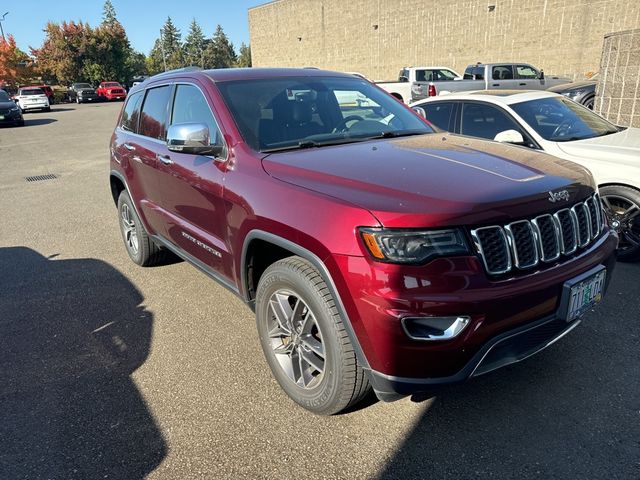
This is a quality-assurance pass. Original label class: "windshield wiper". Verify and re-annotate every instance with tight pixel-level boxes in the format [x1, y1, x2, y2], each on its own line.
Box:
[362, 130, 428, 140]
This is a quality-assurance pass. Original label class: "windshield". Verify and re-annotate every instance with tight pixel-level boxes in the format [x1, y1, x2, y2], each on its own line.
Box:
[75, 83, 92, 89]
[0, 91, 10, 102]
[511, 96, 619, 142]
[21, 88, 44, 96]
[104, 82, 120, 87]
[216, 76, 433, 152]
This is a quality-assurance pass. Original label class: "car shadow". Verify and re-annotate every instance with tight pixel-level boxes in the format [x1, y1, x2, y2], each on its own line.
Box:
[0, 247, 167, 480]
[376, 262, 639, 479]
[49, 107, 76, 112]
[23, 118, 58, 126]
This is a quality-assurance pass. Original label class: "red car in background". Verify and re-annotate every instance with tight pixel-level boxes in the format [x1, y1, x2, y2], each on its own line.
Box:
[96, 82, 127, 101]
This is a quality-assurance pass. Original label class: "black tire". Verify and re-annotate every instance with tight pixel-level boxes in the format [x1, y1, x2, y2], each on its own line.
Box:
[255, 256, 371, 415]
[583, 95, 595, 110]
[117, 190, 169, 267]
[17, 120, 24, 127]
[599, 185, 640, 262]
[44, 107, 51, 112]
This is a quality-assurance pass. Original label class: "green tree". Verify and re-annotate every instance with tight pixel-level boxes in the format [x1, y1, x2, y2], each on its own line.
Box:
[126, 51, 147, 77]
[161, 16, 183, 70]
[147, 38, 165, 75]
[184, 19, 206, 67]
[236, 42, 251, 68]
[203, 25, 236, 69]
[102, 0, 118, 26]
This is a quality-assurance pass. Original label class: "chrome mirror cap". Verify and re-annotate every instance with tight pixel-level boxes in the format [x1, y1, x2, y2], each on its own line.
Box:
[167, 123, 223, 157]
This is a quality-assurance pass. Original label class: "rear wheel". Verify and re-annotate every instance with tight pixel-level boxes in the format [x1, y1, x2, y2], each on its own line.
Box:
[583, 95, 595, 110]
[256, 257, 371, 415]
[117, 190, 170, 266]
[600, 185, 640, 262]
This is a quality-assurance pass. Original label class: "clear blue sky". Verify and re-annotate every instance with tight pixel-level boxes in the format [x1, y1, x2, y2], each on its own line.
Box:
[3, 0, 267, 55]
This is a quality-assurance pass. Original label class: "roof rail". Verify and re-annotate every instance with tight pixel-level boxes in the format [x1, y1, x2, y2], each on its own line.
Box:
[148, 66, 202, 80]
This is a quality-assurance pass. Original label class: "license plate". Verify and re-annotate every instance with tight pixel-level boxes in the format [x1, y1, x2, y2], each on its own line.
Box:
[564, 269, 606, 322]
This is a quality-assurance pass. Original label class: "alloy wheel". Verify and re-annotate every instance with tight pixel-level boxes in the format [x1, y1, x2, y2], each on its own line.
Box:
[267, 289, 326, 389]
[120, 203, 139, 255]
[602, 194, 640, 253]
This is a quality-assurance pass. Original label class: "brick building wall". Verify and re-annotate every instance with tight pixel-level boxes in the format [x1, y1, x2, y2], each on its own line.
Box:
[595, 29, 640, 127]
[249, 0, 640, 81]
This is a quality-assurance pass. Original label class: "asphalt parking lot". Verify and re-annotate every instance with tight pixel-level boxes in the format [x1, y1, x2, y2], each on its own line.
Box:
[0, 103, 638, 480]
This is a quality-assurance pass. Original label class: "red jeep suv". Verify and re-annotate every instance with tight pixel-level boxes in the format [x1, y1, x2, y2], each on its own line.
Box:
[109, 67, 617, 414]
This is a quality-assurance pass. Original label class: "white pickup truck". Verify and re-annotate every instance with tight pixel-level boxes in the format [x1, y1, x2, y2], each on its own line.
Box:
[425, 63, 572, 97]
[375, 66, 461, 104]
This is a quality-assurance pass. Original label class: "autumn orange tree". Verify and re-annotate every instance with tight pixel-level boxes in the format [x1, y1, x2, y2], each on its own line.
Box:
[0, 35, 31, 87]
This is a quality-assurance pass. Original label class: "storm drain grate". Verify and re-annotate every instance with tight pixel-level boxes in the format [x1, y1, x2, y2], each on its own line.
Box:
[25, 174, 58, 182]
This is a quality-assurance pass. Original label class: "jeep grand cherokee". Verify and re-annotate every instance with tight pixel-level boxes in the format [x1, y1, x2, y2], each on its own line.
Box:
[109, 68, 617, 415]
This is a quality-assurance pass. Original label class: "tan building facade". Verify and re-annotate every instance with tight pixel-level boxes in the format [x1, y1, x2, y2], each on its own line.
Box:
[595, 28, 640, 127]
[249, 0, 640, 81]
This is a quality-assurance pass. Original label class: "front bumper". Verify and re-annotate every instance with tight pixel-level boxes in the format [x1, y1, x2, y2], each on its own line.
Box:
[329, 229, 617, 396]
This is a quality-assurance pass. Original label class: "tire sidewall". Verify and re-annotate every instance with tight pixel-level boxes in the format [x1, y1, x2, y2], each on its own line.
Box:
[117, 191, 145, 265]
[256, 262, 346, 414]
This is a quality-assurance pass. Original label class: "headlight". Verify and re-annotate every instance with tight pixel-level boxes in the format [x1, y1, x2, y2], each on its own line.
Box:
[360, 227, 469, 264]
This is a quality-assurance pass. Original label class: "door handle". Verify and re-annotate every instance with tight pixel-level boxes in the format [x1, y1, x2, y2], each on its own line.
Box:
[519, 83, 527, 86]
[123, 143, 135, 151]
[157, 154, 173, 165]
[492, 83, 500, 87]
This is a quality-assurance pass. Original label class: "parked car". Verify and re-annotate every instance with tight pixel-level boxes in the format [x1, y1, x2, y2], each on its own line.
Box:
[376, 66, 461, 103]
[22, 84, 55, 105]
[67, 83, 99, 103]
[96, 81, 127, 101]
[110, 68, 616, 414]
[548, 76, 597, 109]
[423, 63, 572, 98]
[15, 87, 50, 113]
[412, 90, 639, 260]
[0, 89, 24, 126]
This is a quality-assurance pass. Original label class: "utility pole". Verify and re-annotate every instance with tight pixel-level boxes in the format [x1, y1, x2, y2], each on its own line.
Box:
[0, 12, 9, 41]
[159, 29, 167, 72]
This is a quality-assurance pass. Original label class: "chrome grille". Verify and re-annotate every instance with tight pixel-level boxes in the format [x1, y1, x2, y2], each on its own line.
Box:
[471, 193, 603, 275]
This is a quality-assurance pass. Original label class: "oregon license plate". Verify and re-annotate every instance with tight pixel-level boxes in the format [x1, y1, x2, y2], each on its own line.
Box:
[565, 269, 606, 322]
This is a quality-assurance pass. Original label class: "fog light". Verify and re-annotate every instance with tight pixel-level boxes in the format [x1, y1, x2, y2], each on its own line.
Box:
[402, 316, 471, 341]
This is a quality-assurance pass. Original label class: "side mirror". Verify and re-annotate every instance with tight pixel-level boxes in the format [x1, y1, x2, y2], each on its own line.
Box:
[494, 129, 525, 145]
[539, 69, 545, 80]
[412, 106, 427, 119]
[167, 123, 225, 158]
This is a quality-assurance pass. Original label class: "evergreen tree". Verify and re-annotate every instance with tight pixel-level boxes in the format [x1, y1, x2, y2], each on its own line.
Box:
[161, 16, 183, 69]
[203, 25, 236, 69]
[184, 19, 206, 67]
[147, 38, 166, 74]
[102, 0, 118, 26]
[236, 43, 251, 68]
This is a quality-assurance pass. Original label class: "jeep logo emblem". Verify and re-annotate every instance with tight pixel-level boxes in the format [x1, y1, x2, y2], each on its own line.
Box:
[548, 190, 570, 203]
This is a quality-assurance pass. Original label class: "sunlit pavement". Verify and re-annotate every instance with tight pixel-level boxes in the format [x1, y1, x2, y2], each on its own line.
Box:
[0, 103, 637, 479]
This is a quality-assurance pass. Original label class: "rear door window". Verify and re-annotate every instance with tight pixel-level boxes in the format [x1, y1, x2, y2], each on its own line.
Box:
[460, 102, 524, 140]
[422, 102, 455, 131]
[120, 91, 143, 133]
[139, 85, 172, 140]
[492, 65, 514, 80]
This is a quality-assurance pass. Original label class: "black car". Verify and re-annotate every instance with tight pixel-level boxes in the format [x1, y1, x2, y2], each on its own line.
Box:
[0, 89, 24, 126]
[67, 83, 99, 104]
[548, 78, 597, 109]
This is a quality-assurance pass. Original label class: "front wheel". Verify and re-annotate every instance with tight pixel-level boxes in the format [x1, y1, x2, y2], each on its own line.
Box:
[600, 185, 640, 262]
[255, 257, 371, 415]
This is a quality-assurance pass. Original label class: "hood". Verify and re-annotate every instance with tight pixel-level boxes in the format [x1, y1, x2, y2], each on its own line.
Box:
[548, 80, 596, 93]
[556, 127, 640, 167]
[0, 100, 17, 109]
[262, 134, 595, 228]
